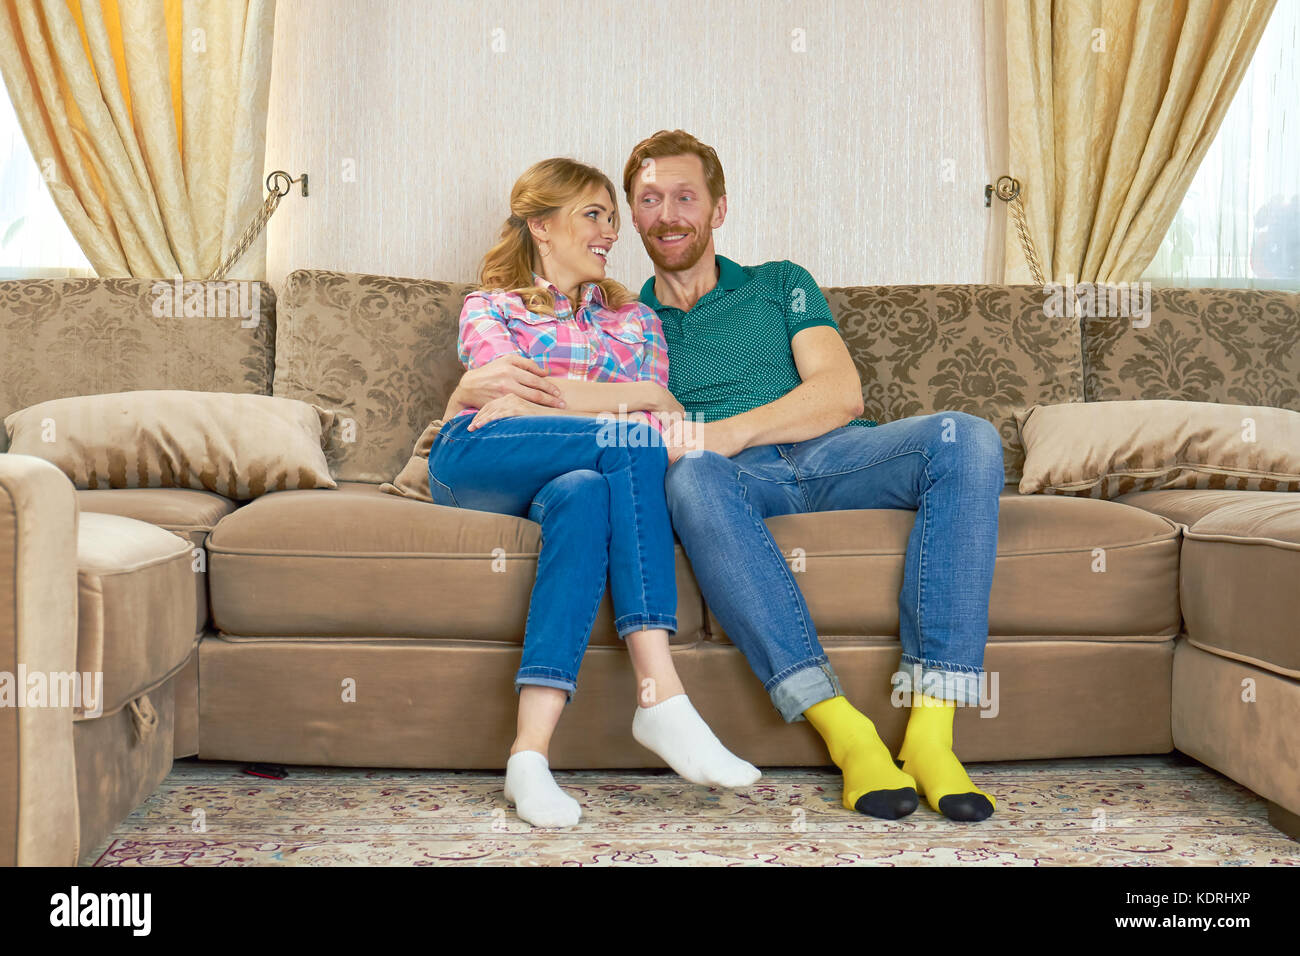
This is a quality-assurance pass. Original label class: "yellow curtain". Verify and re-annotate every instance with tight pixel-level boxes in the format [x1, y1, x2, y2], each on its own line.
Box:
[0, 0, 276, 279]
[1001, 0, 1277, 284]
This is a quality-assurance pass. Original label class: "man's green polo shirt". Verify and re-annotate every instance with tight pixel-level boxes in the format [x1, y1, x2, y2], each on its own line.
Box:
[638, 255, 877, 426]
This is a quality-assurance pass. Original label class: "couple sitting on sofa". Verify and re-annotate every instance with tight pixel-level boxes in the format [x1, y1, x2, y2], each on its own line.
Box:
[432, 129, 1005, 828]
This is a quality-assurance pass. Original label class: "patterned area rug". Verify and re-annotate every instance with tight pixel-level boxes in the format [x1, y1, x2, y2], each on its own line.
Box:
[85, 753, 1299, 866]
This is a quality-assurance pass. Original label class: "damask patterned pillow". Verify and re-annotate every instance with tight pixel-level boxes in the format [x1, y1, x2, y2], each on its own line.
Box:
[826, 285, 1084, 485]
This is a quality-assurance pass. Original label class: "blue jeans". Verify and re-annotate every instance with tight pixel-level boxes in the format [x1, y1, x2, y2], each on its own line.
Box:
[665, 411, 1003, 722]
[426, 413, 678, 701]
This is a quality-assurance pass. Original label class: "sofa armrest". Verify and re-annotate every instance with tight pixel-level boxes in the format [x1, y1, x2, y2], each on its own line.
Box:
[0, 453, 81, 865]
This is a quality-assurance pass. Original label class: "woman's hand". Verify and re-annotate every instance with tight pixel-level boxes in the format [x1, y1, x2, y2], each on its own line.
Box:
[450, 355, 566, 415]
[648, 384, 685, 417]
[467, 393, 547, 430]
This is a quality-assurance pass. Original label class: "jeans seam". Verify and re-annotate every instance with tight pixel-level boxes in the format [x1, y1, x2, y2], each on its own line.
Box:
[615, 612, 678, 637]
[602, 442, 654, 635]
[516, 665, 575, 681]
[776, 444, 814, 511]
[794, 447, 935, 484]
[427, 468, 460, 508]
[573, 553, 607, 671]
[737, 479, 820, 665]
[764, 655, 831, 691]
[515, 670, 578, 698]
[899, 654, 983, 674]
[917, 450, 933, 660]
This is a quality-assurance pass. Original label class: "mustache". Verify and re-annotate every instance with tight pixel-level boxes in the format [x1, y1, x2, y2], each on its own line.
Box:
[649, 226, 694, 237]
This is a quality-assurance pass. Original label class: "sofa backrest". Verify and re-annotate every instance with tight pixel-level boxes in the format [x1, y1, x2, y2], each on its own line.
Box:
[277, 274, 1089, 487]
[826, 285, 1085, 485]
[11, 274, 1294, 490]
[1082, 287, 1300, 408]
[0, 278, 277, 453]
[272, 270, 477, 483]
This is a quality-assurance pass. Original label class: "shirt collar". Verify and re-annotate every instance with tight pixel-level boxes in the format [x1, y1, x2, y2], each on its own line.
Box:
[638, 255, 745, 311]
[532, 271, 604, 312]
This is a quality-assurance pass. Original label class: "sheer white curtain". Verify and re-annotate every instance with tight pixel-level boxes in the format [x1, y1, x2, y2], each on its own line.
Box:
[0, 82, 94, 279]
[1143, 0, 1299, 290]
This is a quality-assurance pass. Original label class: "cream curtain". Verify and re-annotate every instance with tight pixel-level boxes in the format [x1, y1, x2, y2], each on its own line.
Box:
[0, 0, 276, 279]
[999, 0, 1277, 284]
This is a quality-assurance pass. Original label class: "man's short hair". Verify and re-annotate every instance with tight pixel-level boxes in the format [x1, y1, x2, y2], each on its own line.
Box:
[623, 130, 727, 205]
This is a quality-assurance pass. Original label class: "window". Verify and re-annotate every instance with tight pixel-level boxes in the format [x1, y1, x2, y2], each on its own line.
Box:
[1143, 1, 1299, 291]
[0, 81, 95, 279]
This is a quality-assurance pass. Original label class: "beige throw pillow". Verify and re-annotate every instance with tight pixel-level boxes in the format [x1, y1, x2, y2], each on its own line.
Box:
[378, 418, 444, 503]
[4, 389, 337, 499]
[1015, 400, 1300, 497]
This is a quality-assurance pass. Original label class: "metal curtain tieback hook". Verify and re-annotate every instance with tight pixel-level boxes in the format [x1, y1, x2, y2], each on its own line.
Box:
[266, 170, 308, 197]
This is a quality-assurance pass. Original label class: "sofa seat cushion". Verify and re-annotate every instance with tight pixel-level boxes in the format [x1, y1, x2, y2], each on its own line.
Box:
[1123, 490, 1300, 679]
[1113, 488, 1258, 528]
[706, 489, 1182, 643]
[76, 512, 197, 718]
[77, 487, 239, 631]
[205, 481, 705, 645]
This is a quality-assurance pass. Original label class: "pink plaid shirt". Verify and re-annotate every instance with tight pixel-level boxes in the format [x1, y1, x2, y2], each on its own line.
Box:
[456, 272, 670, 434]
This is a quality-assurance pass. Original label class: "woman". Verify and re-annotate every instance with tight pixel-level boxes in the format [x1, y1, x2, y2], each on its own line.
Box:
[431, 157, 759, 828]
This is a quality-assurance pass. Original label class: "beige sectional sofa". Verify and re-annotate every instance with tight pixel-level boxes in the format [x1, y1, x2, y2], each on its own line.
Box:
[1, 273, 1296, 865]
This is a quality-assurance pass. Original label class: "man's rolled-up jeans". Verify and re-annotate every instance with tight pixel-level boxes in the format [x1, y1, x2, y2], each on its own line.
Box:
[664, 411, 1002, 722]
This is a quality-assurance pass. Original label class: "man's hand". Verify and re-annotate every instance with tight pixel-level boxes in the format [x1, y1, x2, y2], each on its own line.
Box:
[448, 354, 565, 416]
[663, 415, 747, 464]
[467, 393, 548, 430]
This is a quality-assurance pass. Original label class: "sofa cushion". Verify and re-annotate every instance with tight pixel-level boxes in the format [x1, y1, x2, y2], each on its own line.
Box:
[1119, 489, 1300, 676]
[76, 488, 240, 632]
[75, 512, 197, 718]
[0, 277, 276, 441]
[205, 481, 705, 645]
[827, 285, 1085, 486]
[1016, 399, 1300, 496]
[1114, 488, 1266, 528]
[705, 488, 1182, 643]
[5, 390, 337, 499]
[1082, 287, 1300, 408]
[272, 270, 478, 483]
[1170, 492, 1297, 679]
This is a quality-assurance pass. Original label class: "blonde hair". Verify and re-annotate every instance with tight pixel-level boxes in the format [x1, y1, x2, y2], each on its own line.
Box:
[478, 157, 636, 318]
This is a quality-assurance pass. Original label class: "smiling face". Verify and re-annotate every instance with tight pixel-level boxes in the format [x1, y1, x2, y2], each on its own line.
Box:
[629, 153, 726, 271]
[532, 183, 618, 293]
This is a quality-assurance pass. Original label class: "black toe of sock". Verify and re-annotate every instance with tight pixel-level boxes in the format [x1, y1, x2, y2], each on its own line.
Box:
[854, 787, 919, 820]
[937, 792, 994, 822]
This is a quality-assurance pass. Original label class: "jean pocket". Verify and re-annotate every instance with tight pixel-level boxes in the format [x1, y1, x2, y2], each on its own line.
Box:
[427, 464, 459, 508]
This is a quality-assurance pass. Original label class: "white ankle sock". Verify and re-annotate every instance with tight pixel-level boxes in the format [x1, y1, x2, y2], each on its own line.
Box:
[503, 751, 581, 828]
[632, 694, 761, 788]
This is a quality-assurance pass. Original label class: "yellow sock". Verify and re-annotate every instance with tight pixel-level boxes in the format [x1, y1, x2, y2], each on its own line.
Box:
[804, 696, 918, 819]
[896, 693, 995, 821]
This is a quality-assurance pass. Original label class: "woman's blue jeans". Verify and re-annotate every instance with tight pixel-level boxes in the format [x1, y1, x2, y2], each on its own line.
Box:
[427, 413, 678, 701]
[664, 411, 1003, 722]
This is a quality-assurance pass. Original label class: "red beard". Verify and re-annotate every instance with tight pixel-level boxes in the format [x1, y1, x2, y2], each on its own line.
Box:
[643, 224, 711, 272]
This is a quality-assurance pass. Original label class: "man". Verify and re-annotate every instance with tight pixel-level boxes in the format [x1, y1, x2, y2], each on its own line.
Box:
[448, 130, 1003, 821]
